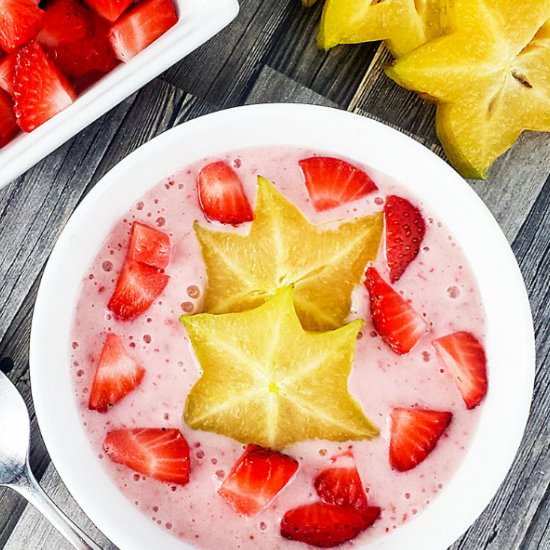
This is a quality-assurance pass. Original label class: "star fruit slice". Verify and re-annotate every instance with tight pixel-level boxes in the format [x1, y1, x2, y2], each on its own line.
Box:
[318, 0, 448, 57]
[181, 287, 378, 449]
[195, 176, 383, 331]
[386, 0, 550, 178]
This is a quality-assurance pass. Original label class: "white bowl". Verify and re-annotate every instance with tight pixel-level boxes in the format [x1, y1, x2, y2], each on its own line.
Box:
[30, 104, 535, 550]
[0, 0, 239, 190]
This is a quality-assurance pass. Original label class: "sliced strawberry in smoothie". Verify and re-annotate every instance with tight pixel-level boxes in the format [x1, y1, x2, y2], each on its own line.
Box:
[0, 54, 15, 96]
[390, 408, 452, 472]
[108, 259, 169, 320]
[108, 0, 178, 62]
[0, 89, 18, 147]
[364, 267, 426, 354]
[384, 195, 426, 283]
[103, 428, 191, 485]
[38, 0, 92, 48]
[197, 161, 254, 224]
[281, 502, 380, 548]
[0, 0, 45, 53]
[219, 444, 299, 516]
[314, 452, 368, 510]
[88, 333, 145, 412]
[83, 0, 134, 22]
[13, 41, 76, 132]
[127, 221, 170, 270]
[433, 331, 488, 409]
[299, 157, 378, 212]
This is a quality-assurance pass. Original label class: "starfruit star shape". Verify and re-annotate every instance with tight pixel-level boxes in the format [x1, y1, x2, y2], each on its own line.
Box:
[194, 176, 383, 331]
[386, 0, 550, 178]
[181, 288, 378, 449]
[317, 0, 447, 57]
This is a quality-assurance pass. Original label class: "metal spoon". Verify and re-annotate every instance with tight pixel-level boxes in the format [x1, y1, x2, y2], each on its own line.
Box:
[0, 369, 102, 550]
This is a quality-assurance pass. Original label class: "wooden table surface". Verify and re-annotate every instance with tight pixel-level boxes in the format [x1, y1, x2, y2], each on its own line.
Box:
[0, 2, 548, 549]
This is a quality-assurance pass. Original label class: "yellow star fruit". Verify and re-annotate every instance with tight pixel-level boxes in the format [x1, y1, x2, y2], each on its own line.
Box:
[181, 288, 378, 449]
[194, 177, 383, 331]
[386, 0, 550, 178]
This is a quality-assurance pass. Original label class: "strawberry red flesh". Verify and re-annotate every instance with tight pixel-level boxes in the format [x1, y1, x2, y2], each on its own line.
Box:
[219, 444, 298, 516]
[88, 333, 145, 412]
[0, 0, 45, 53]
[390, 408, 452, 472]
[314, 452, 368, 510]
[0, 54, 15, 96]
[104, 428, 191, 485]
[13, 41, 76, 132]
[127, 221, 171, 270]
[108, 0, 178, 62]
[38, 0, 92, 48]
[108, 259, 169, 321]
[83, 0, 134, 22]
[281, 502, 380, 548]
[364, 267, 426, 354]
[299, 157, 378, 212]
[0, 89, 17, 147]
[384, 195, 426, 283]
[197, 161, 254, 224]
[433, 331, 488, 409]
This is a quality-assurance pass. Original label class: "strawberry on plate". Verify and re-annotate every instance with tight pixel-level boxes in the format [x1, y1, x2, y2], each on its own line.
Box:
[88, 333, 145, 412]
[38, 0, 92, 48]
[0, 54, 15, 96]
[364, 267, 426, 354]
[219, 444, 299, 516]
[433, 331, 488, 409]
[197, 161, 254, 224]
[299, 157, 378, 212]
[281, 502, 380, 548]
[13, 41, 76, 133]
[314, 452, 368, 510]
[108, 0, 178, 62]
[108, 259, 169, 320]
[127, 221, 171, 270]
[384, 195, 426, 283]
[83, 0, 134, 22]
[103, 428, 191, 485]
[0, 89, 17, 147]
[390, 408, 452, 472]
[0, 0, 45, 53]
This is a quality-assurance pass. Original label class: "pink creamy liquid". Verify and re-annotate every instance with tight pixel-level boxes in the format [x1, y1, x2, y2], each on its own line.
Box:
[71, 146, 486, 549]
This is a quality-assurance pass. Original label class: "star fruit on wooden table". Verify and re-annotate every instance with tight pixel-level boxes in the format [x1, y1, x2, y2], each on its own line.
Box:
[181, 287, 379, 449]
[386, 0, 550, 178]
[315, 0, 447, 57]
[194, 177, 383, 331]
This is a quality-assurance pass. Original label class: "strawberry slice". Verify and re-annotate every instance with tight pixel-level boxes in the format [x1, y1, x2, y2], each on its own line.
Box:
[127, 221, 170, 270]
[13, 41, 76, 133]
[281, 502, 380, 548]
[88, 333, 145, 412]
[83, 0, 134, 22]
[390, 408, 452, 472]
[48, 13, 117, 79]
[433, 331, 488, 409]
[0, 89, 17, 147]
[108, 0, 178, 62]
[384, 195, 426, 283]
[219, 444, 298, 516]
[364, 267, 426, 354]
[197, 161, 254, 224]
[103, 428, 190, 485]
[108, 259, 169, 321]
[299, 157, 378, 212]
[314, 452, 368, 510]
[38, 0, 92, 48]
[0, 54, 15, 96]
[0, 0, 45, 53]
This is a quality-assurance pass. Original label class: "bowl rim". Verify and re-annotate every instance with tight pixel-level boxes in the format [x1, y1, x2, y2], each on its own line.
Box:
[30, 103, 535, 550]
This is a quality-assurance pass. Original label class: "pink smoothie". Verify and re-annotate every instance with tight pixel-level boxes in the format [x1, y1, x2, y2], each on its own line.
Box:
[70, 146, 486, 549]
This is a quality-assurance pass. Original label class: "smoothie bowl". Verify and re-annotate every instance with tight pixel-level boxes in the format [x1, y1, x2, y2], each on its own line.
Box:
[30, 104, 535, 550]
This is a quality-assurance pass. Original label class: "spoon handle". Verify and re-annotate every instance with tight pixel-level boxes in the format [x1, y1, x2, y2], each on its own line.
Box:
[11, 463, 103, 550]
